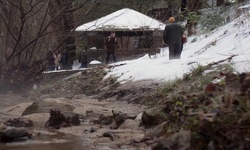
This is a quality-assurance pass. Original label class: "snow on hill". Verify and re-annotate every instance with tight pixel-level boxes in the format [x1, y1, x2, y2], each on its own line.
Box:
[104, 13, 250, 83]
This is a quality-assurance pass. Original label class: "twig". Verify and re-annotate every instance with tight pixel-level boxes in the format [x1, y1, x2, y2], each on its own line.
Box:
[207, 54, 238, 67]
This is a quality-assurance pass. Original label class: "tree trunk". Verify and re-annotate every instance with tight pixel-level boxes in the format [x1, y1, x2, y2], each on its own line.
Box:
[188, 0, 202, 12]
[181, 0, 187, 11]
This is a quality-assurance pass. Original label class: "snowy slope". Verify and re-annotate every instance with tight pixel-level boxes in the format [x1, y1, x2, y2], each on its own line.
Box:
[104, 13, 250, 83]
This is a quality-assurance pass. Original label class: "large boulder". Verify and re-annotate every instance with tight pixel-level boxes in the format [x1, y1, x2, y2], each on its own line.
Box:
[111, 110, 136, 129]
[152, 130, 191, 150]
[96, 114, 113, 125]
[141, 105, 167, 127]
[63, 111, 81, 125]
[45, 110, 81, 129]
[146, 122, 168, 138]
[22, 100, 74, 116]
[118, 119, 140, 129]
[0, 127, 32, 143]
[4, 118, 33, 127]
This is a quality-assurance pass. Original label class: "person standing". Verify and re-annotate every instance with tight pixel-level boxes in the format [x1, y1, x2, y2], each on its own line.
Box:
[79, 50, 88, 68]
[104, 32, 119, 64]
[61, 51, 68, 69]
[163, 17, 184, 60]
[53, 50, 62, 70]
[47, 51, 55, 71]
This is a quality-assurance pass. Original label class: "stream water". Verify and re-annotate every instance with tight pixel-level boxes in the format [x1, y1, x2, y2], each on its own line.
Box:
[0, 132, 92, 150]
[0, 129, 142, 150]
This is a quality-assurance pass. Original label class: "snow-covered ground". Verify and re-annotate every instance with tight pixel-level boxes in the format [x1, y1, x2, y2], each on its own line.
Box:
[104, 13, 250, 83]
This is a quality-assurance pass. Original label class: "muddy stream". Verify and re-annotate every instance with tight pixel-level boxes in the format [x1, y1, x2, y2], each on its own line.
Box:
[0, 94, 149, 150]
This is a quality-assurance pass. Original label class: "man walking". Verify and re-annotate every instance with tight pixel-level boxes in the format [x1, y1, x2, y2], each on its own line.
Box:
[104, 32, 118, 64]
[163, 17, 184, 60]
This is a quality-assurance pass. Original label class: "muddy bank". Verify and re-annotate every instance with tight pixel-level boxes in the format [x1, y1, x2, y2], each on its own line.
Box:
[31, 66, 162, 104]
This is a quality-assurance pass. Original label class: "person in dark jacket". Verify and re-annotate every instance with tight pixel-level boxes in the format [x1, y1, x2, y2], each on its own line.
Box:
[163, 17, 184, 60]
[104, 32, 119, 64]
[47, 52, 55, 71]
[61, 51, 68, 69]
[79, 50, 88, 68]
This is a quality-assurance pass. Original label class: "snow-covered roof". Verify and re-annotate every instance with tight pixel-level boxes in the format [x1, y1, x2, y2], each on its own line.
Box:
[75, 8, 166, 31]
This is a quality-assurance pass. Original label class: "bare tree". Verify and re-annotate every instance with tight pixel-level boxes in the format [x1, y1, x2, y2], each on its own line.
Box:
[0, 0, 100, 92]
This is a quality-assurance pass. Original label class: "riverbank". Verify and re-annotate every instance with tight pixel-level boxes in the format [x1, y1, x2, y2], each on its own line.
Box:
[1, 64, 250, 149]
